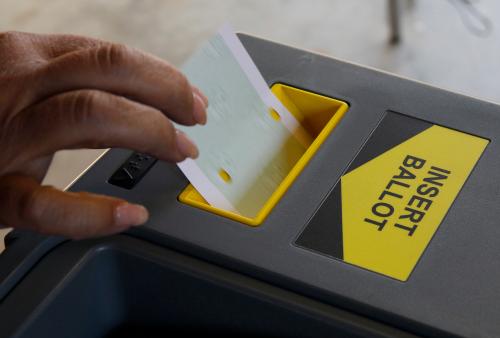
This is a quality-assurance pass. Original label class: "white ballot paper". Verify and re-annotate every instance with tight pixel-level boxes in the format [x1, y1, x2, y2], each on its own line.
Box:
[176, 25, 312, 218]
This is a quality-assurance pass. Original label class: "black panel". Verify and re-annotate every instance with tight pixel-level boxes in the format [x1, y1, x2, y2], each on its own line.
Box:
[296, 184, 344, 259]
[347, 111, 432, 174]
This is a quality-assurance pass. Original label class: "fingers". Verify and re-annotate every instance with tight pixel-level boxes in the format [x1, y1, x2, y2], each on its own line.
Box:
[21, 89, 198, 162]
[35, 42, 207, 126]
[0, 174, 148, 239]
[0, 31, 105, 60]
[22, 156, 53, 182]
[192, 86, 208, 106]
[31, 33, 107, 59]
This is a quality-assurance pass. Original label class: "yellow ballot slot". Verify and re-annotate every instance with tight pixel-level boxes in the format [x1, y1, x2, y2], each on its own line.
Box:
[179, 84, 349, 226]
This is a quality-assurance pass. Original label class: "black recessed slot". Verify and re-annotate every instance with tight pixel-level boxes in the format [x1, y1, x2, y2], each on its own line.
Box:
[108, 152, 157, 190]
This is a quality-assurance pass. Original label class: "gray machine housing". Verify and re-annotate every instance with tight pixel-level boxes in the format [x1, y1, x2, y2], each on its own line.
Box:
[1, 34, 500, 338]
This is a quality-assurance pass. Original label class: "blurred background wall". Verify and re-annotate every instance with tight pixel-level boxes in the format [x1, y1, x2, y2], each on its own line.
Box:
[0, 0, 498, 248]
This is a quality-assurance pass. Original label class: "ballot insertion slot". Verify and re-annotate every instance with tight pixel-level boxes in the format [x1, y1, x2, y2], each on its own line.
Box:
[178, 83, 349, 226]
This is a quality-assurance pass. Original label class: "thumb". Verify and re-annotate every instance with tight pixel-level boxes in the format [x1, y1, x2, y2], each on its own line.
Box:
[0, 174, 148, 239]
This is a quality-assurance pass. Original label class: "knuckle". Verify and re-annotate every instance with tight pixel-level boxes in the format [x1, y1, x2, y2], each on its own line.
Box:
[94, 43, 130, 72]
[64, 91, 111, 149]
[0, 31, 39, 77]
[47, 90, 106, 150]
[65, 90, 103, 125]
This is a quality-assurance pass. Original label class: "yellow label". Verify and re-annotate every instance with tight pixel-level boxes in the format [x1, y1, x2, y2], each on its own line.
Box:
[341, 125, 488, 281]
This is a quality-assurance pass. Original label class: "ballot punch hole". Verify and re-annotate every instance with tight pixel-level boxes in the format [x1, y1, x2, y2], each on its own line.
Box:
[218, 169, 232, 183]
[269, 109, 281, 121]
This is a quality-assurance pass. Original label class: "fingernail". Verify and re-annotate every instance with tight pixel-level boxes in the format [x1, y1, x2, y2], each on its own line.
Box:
[176, 130, 199, 159]
[193, 93, 208, 125]
[114, 203, 149, 228]
[192, 86, 209, 106]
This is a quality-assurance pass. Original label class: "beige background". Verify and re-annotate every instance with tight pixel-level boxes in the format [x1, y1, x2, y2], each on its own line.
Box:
[1, 0, 499, 251]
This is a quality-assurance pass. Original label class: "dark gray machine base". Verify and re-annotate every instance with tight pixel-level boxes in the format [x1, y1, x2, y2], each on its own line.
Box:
[0, 235, 414, 338]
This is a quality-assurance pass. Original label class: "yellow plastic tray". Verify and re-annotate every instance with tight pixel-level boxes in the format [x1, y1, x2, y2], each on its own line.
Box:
[178, 83, 349, 226]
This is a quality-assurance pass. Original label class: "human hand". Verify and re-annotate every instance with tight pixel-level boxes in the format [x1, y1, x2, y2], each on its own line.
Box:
[0, 31, 207, 239]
